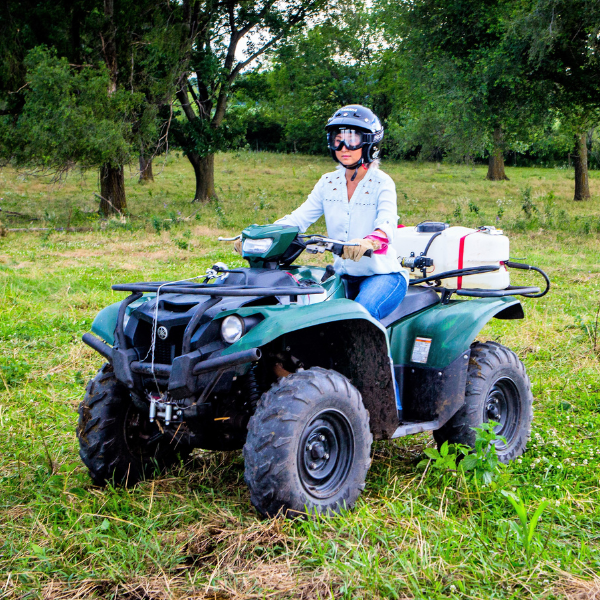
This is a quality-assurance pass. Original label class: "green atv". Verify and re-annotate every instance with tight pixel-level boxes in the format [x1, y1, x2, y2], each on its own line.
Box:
[78, 223, 548, 517]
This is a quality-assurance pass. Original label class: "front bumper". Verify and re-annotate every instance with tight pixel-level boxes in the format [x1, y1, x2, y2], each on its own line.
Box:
[82, 332, 261, 396]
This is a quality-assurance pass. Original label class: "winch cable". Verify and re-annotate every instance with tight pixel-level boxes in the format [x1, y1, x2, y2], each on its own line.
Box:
[504, 261, 551, 298]
[142, 274, 206, 392]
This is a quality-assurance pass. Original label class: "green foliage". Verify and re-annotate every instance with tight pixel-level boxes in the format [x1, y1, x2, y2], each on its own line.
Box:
[501, 490, 551, 561]
[418, 440, 468, 472]
[461, 422, 506, 485]
[520, 186, 539, 218]
[419, 422, 506, 486]
[0, 47, 142, 171]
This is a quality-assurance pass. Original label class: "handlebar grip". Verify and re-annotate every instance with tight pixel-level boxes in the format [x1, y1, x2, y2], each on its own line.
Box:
[364, 249, 373, 258]
[331, 243, 344, 256]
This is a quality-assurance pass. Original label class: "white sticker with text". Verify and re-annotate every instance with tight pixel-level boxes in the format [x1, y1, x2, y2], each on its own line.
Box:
[411, 337, 432, 364]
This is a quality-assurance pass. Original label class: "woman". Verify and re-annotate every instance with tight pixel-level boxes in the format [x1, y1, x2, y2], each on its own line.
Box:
[276, 104, 408, 321]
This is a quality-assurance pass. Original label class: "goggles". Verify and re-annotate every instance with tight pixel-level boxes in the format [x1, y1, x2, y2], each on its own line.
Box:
[327, 129, 367, 151]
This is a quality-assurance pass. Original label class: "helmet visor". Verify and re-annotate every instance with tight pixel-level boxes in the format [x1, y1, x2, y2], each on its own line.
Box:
[327, 129, 365, 151]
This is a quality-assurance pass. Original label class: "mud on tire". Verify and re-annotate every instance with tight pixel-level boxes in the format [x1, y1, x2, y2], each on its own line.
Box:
[77, 364, 189, 486]
[243, 367, 373, 518]
[433, 341, 533, 463]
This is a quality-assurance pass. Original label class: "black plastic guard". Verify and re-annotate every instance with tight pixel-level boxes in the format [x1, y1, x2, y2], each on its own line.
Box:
[113, 348, 139, 389]
[395, 351, 471, 425]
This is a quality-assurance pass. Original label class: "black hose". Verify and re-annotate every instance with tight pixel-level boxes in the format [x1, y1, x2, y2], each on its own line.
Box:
[422, 231, 442, 256]
[505, 261, 550, 298]
[410, 265, 499, 285]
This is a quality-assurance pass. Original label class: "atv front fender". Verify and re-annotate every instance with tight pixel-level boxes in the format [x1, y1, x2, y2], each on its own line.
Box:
[220, 298, 390, 355]
[91, 295, 154, 346]
[221, 299, 398, 439]
[388, 296, 522, 369]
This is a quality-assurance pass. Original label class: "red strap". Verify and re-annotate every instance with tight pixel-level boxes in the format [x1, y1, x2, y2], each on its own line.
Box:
[457, 232, 476, 289]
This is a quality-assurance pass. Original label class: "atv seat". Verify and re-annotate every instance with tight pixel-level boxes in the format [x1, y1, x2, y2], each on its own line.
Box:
[380, 286, 440, 327]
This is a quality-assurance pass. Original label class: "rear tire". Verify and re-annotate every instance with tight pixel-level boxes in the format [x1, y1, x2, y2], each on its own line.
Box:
[77, 364, 189, 486]
[433, 342, 533, 463]
[244, 367, 372, 518]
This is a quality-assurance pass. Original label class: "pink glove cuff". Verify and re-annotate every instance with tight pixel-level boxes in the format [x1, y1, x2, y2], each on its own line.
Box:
[365, 233, 389, 255]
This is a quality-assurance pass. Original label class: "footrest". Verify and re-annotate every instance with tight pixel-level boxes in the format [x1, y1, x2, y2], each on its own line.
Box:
[391, 420, 440, 438]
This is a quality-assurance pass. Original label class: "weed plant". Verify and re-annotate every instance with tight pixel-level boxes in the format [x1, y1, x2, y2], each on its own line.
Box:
[0, 154, 599, 598]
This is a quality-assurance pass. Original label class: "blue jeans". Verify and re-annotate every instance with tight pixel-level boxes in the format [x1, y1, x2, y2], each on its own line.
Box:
[343, 273, 408, 321]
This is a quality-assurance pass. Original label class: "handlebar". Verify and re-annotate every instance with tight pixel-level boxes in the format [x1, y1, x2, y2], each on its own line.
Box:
[218, 233, 373, 258]
[302, 236, 373, 258]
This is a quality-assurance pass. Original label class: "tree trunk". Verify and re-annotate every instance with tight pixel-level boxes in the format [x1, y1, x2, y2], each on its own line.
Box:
[139, 154, 154, 182]
[486, 127, 509, 181]
[99, 164, 127, 215]
[187, 153, 217, 202]
[573, 133, 591, 201]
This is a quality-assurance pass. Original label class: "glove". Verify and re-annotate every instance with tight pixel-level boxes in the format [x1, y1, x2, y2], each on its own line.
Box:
[342, 238, 378, 261]
[233, 238, 243, 254]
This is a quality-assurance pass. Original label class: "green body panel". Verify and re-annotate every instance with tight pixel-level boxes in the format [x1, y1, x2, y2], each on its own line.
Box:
[91, 295, 154, 345]
[388, 296, 520, 369]
[220, 298, 388, 356]
[242, 223, 299, 267]
[287, 266, 345, 301]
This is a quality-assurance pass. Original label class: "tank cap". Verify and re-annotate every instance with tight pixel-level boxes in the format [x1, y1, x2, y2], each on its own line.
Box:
[415, 221, 449, 233]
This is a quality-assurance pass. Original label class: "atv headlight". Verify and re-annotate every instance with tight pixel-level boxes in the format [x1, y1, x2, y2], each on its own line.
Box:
[242, 237, 273, 254]
[221, 315, 245, 344]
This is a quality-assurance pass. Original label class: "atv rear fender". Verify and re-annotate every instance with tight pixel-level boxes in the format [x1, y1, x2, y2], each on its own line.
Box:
[387, 295, 523, 369]
[221, 299, 398, 439]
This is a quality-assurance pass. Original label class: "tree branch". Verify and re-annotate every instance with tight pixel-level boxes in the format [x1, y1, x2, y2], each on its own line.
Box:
[176, 87, 197, 123]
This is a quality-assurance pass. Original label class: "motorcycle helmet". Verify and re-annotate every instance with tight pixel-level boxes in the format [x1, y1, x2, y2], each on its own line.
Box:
[325, 105, 384, 178]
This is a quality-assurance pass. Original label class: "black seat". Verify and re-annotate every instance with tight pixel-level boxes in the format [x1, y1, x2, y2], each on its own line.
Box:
[380, 286, 440, 327]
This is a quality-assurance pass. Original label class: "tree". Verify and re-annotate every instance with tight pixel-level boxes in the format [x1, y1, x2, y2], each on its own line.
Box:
[0, 0, 184, 214]
[379, 0, 550, 178]
[510, 0, 600, 200]
[171, 0, 328, 203]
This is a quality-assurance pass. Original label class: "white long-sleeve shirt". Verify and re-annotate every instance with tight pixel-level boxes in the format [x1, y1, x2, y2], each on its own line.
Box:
[276, 166, 408, 279]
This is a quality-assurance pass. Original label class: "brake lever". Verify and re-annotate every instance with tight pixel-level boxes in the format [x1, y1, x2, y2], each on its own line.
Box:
[217, 235, 241, 242]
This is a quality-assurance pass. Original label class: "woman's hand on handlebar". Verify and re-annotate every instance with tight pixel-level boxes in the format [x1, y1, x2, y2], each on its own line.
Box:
[341, 238, 378, 261]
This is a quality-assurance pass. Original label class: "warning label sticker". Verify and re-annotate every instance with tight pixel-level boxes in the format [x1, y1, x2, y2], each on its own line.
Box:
[411, 337, 432, 364]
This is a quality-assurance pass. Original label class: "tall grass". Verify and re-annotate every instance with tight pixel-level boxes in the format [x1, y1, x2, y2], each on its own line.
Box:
[0, 153, 599, 599]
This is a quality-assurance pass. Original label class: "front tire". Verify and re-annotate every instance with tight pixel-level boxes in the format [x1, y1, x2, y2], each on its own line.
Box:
[77, 364, 189, 486]
[433, 342, 533, 463]
[244, 367, 373, 518]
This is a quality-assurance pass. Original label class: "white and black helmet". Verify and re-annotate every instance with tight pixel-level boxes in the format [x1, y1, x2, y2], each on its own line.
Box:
[325, 105, 384, 165]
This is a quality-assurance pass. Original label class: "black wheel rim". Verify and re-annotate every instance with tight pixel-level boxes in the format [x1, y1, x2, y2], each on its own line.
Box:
[298, 409, 354, 500]
[485, 377, 521, 449]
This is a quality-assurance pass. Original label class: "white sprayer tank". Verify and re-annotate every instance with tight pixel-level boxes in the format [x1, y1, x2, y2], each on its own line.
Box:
[392, 223, 510, 289]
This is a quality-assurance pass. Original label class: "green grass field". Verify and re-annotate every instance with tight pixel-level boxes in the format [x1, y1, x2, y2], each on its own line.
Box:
[1, 153, 599, 599]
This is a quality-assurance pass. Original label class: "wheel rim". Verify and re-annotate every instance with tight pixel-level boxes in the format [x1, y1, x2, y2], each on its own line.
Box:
[298, 409, 354, 500]
[485, 377, 521, 449]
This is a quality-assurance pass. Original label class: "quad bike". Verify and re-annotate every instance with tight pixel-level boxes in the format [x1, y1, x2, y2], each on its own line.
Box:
[78, 223, 549, 517]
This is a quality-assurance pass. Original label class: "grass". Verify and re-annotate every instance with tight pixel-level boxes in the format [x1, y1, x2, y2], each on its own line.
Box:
[0, 152, 599, 599]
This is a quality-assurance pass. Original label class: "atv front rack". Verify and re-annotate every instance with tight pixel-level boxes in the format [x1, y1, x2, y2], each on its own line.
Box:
[112, 282, 325, 296]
